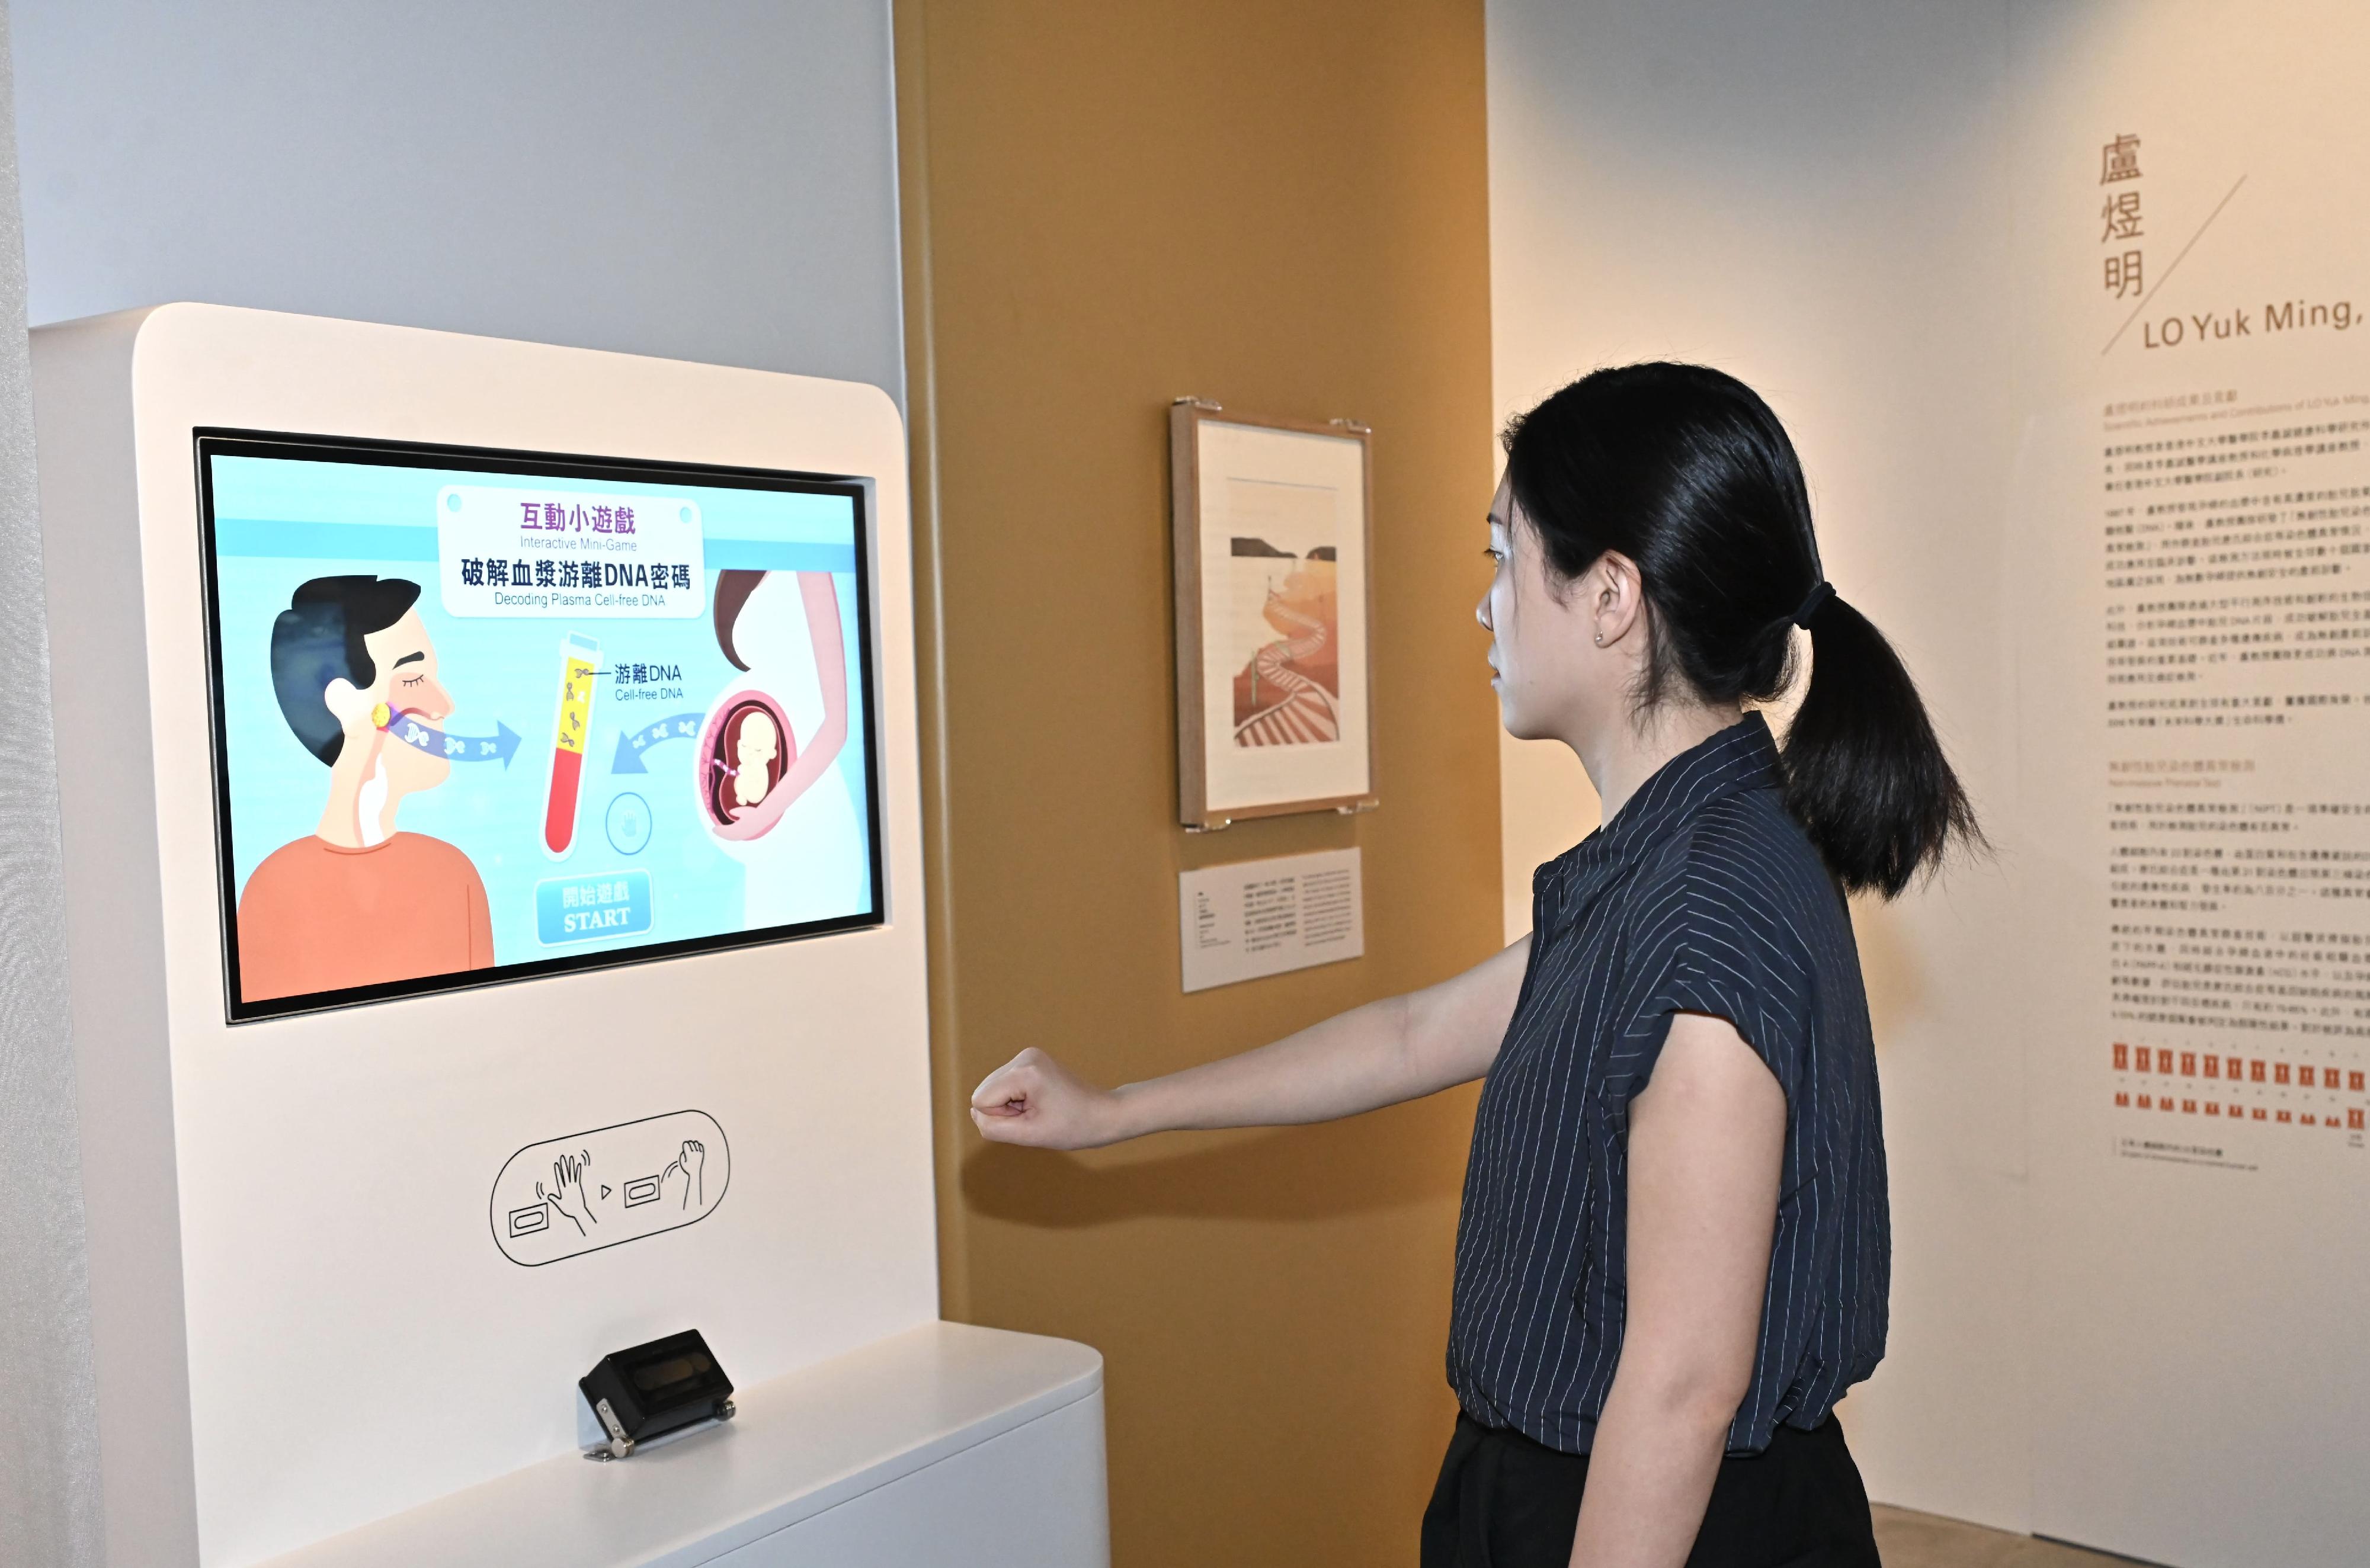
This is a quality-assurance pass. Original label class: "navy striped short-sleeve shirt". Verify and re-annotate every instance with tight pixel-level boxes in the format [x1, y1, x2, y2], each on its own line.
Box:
[1446, 714, 1888, 1455]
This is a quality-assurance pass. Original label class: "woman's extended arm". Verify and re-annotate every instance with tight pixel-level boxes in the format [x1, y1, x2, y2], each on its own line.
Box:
[1565, 1011, 1786, 1568]
[969, 935, 1532, 1149]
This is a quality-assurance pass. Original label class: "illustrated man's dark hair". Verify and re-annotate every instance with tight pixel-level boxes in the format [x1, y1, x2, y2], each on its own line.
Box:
[269, 576, 422, 765]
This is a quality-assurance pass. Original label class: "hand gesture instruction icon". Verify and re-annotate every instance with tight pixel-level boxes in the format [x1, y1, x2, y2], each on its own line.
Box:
[491, 1112, 729, 1265]
[534, 1173, 582, 1236]
[664, 1139, 706, 1210]
[540, 1148, 598, 1234]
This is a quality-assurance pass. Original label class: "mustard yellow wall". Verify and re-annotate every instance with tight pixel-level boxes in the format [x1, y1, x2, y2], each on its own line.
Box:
[896, 4, 1501, 1559]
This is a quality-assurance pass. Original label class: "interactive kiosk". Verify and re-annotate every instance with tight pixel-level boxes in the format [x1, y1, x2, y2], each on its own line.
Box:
[34, 305, 1107, 1567]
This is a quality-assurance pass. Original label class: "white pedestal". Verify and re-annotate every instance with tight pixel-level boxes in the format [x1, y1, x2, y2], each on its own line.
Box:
[257, 1323, 1107, 1568]
[31, 305, 995, 1564]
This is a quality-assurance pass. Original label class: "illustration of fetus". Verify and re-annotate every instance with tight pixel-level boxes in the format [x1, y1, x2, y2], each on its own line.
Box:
[698, 570, 868, 929]
[731, 711, 778, 810]
[704, 698, 789, 824]
[536, 1149, 598, 1236]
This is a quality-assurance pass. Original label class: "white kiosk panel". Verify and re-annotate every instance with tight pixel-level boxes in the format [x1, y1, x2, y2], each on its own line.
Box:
[36, 306, 940, 1566]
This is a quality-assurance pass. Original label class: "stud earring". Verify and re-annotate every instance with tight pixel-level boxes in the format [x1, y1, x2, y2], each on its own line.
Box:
[1594, 633, 1603, 645]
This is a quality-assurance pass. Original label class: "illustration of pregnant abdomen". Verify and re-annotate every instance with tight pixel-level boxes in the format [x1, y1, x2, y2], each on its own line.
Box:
[488, 1109, 729, 1266]
[694, 686, 799, 841]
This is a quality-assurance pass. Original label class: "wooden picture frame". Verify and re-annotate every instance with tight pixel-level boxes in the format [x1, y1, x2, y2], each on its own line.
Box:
[1170, 400, 1378, 830]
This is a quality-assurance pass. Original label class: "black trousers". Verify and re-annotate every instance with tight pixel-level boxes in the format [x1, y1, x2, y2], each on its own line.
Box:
[1420, 1413, 1882, 1568]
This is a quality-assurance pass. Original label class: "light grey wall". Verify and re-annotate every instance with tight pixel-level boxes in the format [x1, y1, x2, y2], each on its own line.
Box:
[12, 0, 904, 396]
[0, 2, 107, 1563]
[2, 7, 900, 1561]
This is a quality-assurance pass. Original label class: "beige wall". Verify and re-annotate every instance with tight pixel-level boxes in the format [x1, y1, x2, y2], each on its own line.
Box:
[1486, 0, 2035, 1533]
[895, 3, 1501, 1563]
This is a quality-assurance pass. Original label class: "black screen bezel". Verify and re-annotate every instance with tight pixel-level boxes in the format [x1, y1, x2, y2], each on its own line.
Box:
[195, 427, 888, 1025]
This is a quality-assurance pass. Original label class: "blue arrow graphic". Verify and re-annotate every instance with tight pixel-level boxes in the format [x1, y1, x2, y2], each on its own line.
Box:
[611, 713, 708, 774]
[386, 714, 524, 768]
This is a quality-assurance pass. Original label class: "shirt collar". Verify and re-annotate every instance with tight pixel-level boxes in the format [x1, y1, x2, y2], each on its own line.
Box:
[1596, 711, 1780, 854]
[1538, 713, 1782, 906]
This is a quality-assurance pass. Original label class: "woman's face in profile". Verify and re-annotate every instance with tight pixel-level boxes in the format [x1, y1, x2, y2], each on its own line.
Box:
[1477, 475, 1621, 747]
[1479, 477, 1559, 741]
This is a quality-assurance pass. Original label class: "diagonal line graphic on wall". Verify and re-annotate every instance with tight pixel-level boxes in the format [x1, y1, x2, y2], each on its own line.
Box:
[2102, 174, 2247, 355]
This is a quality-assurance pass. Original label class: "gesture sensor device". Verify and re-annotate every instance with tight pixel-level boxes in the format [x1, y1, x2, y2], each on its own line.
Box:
[579, 1329, 736, 1460]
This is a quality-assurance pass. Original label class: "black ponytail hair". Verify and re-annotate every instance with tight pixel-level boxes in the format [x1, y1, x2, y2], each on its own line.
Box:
[1501, 362, 1979, 898]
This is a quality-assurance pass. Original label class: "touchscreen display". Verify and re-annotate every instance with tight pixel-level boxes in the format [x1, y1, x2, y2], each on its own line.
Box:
[197, 431, 883, 1022]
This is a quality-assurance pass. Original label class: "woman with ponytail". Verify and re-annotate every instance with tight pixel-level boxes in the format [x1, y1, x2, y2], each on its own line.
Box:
[970, 363, 1977, 1566]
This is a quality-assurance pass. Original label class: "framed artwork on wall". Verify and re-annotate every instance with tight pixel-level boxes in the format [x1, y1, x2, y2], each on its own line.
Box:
[1169, 400, 1376, 830]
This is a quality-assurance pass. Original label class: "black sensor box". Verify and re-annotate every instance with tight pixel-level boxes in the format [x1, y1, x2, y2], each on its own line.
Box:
[580, 1329, 735, 1454]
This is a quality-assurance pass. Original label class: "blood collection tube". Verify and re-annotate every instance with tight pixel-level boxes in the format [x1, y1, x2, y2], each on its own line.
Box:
[544, 633, 600, 857]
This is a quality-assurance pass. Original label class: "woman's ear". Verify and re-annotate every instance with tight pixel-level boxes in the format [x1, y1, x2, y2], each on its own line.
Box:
[1592, 552, 1646, 647]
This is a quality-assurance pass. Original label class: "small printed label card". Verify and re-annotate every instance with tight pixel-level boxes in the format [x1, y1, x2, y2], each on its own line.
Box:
[1178, 847, 1363, 993]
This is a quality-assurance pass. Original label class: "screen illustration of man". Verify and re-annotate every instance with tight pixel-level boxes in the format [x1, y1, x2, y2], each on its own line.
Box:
[236, 576, 492, 1002]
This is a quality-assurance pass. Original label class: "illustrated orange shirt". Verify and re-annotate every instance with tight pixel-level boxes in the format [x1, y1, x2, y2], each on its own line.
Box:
[236, 833, 493, 1002]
